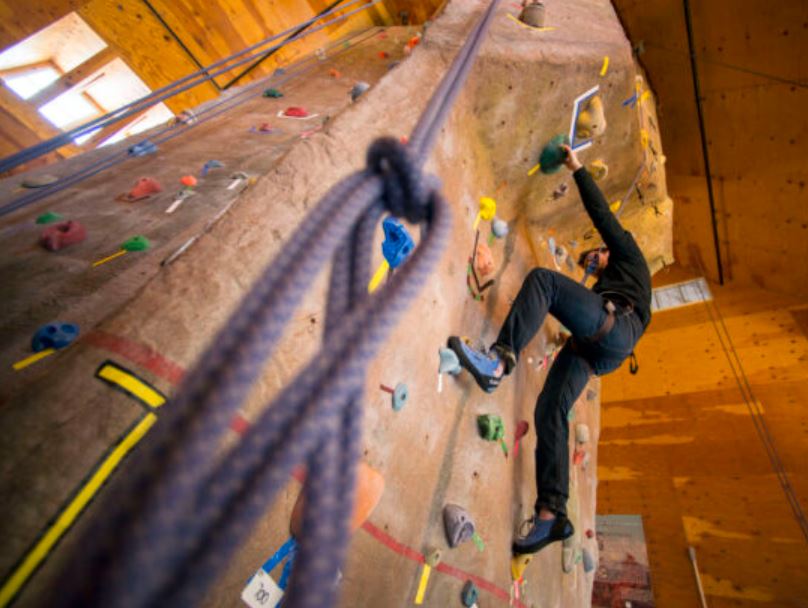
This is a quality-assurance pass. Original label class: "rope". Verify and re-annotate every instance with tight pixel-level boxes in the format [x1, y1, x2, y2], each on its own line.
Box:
[0, 0, 379, 174]
[694, 278, 808, 542]
[49, 3, 502, 607]
[0, 27, 378, 219]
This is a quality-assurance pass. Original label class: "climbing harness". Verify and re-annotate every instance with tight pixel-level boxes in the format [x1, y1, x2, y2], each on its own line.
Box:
[49, 3, 502, 608]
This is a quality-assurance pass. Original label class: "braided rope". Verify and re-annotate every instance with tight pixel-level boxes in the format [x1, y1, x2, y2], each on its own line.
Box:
[50, 2, 501, 606]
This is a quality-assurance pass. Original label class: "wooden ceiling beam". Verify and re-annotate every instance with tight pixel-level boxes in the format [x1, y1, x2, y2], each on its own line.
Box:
[0, 80, 79, 158]
[27, 46, 117, 107]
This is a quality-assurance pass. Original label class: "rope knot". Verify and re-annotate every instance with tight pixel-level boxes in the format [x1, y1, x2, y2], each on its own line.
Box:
[367, 137, 432, 224]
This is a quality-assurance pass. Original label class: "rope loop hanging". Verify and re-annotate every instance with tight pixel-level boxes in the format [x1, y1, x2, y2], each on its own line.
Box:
[48, 3, 502, 607]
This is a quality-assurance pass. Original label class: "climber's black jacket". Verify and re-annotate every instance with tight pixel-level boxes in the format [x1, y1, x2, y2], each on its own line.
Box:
[573, 167, 652, 328]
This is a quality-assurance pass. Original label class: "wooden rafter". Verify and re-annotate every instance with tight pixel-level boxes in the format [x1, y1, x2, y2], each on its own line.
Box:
[27, 47, 116, 108]
[0, 80, 79, 158]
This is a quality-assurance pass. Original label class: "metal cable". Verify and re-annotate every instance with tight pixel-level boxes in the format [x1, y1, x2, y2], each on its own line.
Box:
[49, 3, 501, 607]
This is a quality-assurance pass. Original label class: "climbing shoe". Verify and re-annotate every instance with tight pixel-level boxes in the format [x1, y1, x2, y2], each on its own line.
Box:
[447, 336, 502, 393]
[512, 513, 574, 555]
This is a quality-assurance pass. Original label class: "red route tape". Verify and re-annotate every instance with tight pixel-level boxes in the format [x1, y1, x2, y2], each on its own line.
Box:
[87, 331, 528, 606]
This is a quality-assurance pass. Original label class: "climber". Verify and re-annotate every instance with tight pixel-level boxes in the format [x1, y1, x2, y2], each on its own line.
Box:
[447, 145, 651, 555]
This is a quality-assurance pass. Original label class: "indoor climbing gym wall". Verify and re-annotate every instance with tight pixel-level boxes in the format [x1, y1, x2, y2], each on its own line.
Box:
[0, 1, 673, 607]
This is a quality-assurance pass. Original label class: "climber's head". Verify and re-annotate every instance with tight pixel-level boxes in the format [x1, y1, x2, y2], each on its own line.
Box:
[578, 246, 610, 276]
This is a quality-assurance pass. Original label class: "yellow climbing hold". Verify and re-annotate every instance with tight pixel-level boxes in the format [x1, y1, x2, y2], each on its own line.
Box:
[640, 90, 651, 103]
[473, 196, 497, 231]
[610, 200, 622, 213]
[640, 128, 649, 149]
[600, 56, 609, 76]
[511, 554, 533, 580]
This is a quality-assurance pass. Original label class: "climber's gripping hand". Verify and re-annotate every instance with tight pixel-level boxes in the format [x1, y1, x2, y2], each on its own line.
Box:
[560, 145, 583, 172]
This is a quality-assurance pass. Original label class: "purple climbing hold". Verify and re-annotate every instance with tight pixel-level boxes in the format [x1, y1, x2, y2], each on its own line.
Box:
[443, 503, 475, 548]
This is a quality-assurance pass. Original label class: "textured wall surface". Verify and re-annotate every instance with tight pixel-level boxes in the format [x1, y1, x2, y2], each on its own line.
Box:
[0, 2, 672, 606]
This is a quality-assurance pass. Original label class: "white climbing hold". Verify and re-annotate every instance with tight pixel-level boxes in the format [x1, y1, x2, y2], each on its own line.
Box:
[492, 218, 509, 238]
[575, 423, 590, 444]
[562, 546, 575, 573]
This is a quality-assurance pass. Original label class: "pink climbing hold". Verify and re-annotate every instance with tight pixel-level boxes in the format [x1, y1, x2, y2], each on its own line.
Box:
[121, 177, 162, 202]
[284, 106, 309, 118]
[39, 220, 87, 251]
[572, 448, 586, 466]
[258, 122, 275, 132]
[586, 528, 594, 539]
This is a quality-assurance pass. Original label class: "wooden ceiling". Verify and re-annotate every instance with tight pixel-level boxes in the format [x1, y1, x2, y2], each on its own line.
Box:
[612, 0, 808, 297]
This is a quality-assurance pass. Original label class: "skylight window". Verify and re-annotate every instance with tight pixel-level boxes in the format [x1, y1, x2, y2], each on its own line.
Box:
[651, 278, 712, 312]
[39, 91, 99, 131]
[3, 64, 60, 99]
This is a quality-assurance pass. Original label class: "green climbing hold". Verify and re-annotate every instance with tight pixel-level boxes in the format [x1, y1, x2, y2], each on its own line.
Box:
[36, 211, 63, 224]
[477, 414, 504, 441]
[263, 88, 283, 98]
[122, 235, 151, 251]
[539, 134, 570, 175]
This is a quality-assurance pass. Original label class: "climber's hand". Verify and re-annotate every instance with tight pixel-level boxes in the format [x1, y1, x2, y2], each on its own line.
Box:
[561, 145, 582, 172]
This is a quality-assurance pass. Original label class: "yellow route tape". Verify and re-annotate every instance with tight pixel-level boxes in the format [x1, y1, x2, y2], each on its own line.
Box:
[600, 56, 610, 76]
[0, 413, 157, 607]
[96, 362, 166, 408]
[527, 163, 541, 177]
[11, 348, 55, 371]
[368, 259, 390, 294]
[92, 249, 126, 268]
[414, 563, 431, 604]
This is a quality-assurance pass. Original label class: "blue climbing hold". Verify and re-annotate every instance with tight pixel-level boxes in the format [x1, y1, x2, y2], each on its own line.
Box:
[201, 160, 223, 177]
[128, 140, 157, 157]
[381, 217, 414, 269]
[31, 322, 79, 352]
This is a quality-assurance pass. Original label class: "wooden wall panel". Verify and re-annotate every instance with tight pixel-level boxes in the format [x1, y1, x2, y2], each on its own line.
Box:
[599, 266, 808, 606]
[0, 0, 84, 53]
[612, 0, 808, 298]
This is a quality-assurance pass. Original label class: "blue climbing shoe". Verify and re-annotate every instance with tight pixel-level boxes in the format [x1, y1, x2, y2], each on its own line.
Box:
[512, 513, 574, 555]
[447, 336, 502, 393]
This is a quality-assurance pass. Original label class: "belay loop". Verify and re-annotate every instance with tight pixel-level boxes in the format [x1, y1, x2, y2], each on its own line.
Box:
[629, 351, 639, 374]
[366, 137, 434, 224]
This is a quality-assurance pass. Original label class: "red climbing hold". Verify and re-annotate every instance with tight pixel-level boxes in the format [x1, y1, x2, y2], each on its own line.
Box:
[399, 135, 409, 145]
[572, 448, 586, 466]
[39, 220, 87, 251]
[329, 68, 341, 78]
[378, 51, 389, 59]
[122, 177, 162, 202]
[586, 528, 594, 539]
[283, 106, 309, 118]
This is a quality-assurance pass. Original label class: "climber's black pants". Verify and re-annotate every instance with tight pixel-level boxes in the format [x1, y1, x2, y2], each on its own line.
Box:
[492, 268, 643, 516]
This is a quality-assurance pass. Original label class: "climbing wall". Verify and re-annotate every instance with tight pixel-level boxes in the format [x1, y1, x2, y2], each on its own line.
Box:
[0, 1, 672, 607]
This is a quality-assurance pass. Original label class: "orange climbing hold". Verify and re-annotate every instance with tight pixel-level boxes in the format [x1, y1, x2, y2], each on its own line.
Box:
[290, 462, 384, 536]
[180, 175, 197, 188]
[329, 68, 342, 78]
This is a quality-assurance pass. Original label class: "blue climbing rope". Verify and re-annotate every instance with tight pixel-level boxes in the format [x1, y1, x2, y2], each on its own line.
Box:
[0, 0, 380, 175]
[49, 2, 502, 607]
[0, 27, 379, 218]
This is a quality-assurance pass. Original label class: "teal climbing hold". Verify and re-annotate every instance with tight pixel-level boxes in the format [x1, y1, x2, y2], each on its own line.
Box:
[539, 134, 570, 175]
[263, 87, 283, 98]
[461, 580, 479, 607]
[36, 211, 63, 224]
